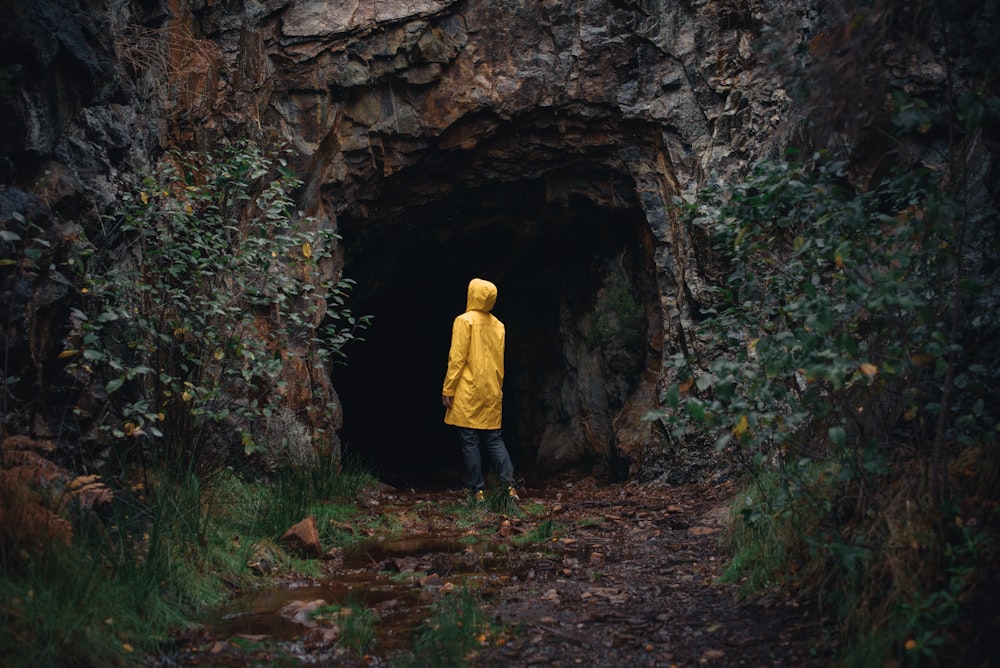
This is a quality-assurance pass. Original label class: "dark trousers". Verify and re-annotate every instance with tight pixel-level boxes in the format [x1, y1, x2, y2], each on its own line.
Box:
[457, 427, 514, 491]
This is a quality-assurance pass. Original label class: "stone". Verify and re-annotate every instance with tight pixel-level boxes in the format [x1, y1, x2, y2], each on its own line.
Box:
[278, 598, 327, 626]
[281, 516, 322, 558]
[281, 0, 459, 38]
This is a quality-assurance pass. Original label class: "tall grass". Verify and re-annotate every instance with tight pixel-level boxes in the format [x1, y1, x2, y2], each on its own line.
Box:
[395, 586, 500, 668]
[721, 464, 840, 595]
[254, 454, 374, 539]
[0, 477, 201, 668]
[0, 456, 375, 666]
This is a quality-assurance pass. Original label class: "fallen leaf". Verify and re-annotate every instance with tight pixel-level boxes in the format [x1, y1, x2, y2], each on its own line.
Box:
[732, 414, 749, 437]
[859, 363, 878, 379]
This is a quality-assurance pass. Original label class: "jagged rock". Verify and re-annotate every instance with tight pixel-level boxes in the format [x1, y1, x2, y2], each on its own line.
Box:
[281, 515, 322, 558]
[0, 0, 982, 485]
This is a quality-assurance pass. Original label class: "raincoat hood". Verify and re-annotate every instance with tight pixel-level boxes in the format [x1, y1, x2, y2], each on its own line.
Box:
[466, 278, 497, 312]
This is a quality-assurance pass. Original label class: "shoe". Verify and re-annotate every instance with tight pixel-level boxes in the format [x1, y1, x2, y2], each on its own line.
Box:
[507, 486, 520, 501]
[474, 489, 485, 502]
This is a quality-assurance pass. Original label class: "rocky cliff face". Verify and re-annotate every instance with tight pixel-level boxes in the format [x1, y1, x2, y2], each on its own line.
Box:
[1, 0, 828, 483]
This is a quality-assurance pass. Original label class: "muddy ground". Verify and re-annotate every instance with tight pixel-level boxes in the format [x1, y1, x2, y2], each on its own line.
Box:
[158, 474, 833, 667]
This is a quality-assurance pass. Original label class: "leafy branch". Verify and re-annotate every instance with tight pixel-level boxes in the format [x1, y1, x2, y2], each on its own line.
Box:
[67, 141, 368, 473]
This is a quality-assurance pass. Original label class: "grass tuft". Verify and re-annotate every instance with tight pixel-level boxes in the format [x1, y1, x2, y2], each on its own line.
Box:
[395, 586, 501, 668]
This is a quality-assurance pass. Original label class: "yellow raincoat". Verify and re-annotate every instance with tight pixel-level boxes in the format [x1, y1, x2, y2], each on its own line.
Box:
[442, 278, 505, 430]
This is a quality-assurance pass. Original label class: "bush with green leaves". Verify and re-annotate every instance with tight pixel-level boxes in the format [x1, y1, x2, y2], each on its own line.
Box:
[70, 141, 368, 473]
[665, 156, 990, 462]
[587, 269, 644, 353]
[653, 151, 998, 664]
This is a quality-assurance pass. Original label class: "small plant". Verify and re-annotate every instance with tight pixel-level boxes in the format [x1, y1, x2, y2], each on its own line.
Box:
[514, 518, 565, 545]
[577, 516, 606, 527]
[586, 268, 644, 352]
[399, 586, 501, 668]
[486, 485, 523, 517]
[313, 600, 380, 655]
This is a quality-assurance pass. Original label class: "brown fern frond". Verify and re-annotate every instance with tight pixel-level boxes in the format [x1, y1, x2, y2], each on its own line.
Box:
[0, 449, 65, 473]
[0, 505, 73, 550]
[64, 475, 114, 512]
[0, 469, 74, 553]
[1, 463, 67, 486]
[1, 435, 56, 453]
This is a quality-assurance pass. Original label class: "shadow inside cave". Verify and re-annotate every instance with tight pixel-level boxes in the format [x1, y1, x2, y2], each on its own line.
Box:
[332, 174, 654, 490]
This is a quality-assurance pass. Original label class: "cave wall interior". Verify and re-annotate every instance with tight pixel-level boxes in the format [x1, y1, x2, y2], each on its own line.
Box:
[1, 0, 817, 484]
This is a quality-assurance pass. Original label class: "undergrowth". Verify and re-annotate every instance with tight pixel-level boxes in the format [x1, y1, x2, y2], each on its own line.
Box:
[312, 598, 381, 655]
[0, 458, 375, 667]
[661, 145, 999, 666]
[655, 4, 1000, 659]
[394, 586, 504, 668]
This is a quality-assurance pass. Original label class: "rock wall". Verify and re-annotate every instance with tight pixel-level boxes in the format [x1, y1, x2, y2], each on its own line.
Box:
[1, 0, 821, 481]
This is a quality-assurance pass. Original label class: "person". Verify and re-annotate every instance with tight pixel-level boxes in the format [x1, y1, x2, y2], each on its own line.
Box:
[441, 278, 518, 501]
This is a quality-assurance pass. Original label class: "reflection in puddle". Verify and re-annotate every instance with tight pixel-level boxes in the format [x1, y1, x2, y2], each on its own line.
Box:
[342, 534, 472, 569]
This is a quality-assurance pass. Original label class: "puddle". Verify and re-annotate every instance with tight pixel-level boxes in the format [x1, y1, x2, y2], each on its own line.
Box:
[342, 534, 472, 568]
[213, 572, 427, 655]
[208, 533, 514, 656]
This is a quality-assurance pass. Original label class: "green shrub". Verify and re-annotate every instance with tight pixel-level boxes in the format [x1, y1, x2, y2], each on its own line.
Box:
[70, 140, 369, 475]
[587, 269, 644, 352]
[652, 150, 998, 665]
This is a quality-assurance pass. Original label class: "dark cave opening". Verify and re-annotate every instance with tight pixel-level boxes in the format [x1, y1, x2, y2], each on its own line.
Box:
[333, 174, 653, 489]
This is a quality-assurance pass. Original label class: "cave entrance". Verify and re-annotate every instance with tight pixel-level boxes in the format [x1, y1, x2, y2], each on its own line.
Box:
[333, 170, 654, 490]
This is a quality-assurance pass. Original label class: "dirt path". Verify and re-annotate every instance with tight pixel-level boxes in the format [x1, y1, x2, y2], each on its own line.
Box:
[464, 475, 828, 667]
[163, 474, 831, 666]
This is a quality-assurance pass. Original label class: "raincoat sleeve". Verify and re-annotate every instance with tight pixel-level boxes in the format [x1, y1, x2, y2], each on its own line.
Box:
[442, 316, 470, 397]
